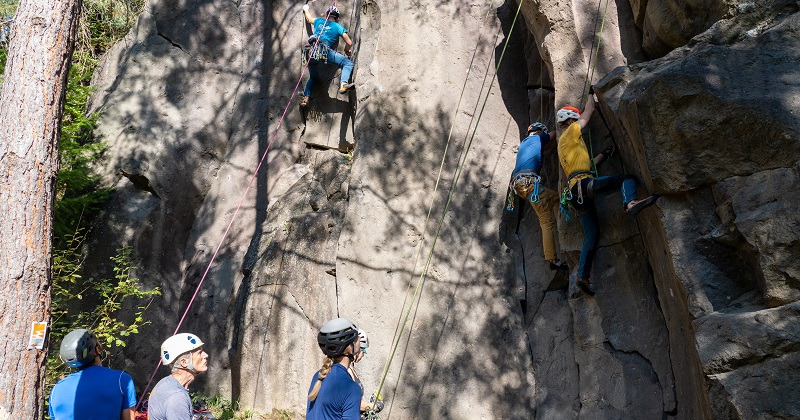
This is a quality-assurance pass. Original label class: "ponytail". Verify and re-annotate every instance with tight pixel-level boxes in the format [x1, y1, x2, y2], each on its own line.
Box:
[308, 357, 334, 401]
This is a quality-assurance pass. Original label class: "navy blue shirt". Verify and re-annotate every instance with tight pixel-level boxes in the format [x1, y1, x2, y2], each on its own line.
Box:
[512, 133, 551, 175]
[306, 364, 362, 420]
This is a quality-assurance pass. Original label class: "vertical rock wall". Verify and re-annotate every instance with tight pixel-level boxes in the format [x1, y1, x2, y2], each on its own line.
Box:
[84, 0, 800, 417]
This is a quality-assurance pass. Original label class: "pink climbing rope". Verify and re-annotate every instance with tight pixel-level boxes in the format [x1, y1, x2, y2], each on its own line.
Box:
[135, 0, 339, 411]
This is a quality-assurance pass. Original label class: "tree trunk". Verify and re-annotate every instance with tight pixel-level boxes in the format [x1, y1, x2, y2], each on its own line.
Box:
[0, 0, 81, 417]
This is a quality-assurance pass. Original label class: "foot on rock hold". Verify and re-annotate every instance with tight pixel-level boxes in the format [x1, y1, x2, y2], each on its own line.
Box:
[339, 82, 355, 94]
[626, 195, 659, 216]
[549, 260, 569, 271]
[576, 277, 595, 296]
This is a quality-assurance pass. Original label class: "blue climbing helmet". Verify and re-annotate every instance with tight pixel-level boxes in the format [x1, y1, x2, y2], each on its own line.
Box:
[527, 122, 548, 134]
[327, 6, 340, 18]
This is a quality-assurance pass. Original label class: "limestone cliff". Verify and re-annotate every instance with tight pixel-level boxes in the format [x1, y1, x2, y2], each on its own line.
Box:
[86, 0, 800, 418]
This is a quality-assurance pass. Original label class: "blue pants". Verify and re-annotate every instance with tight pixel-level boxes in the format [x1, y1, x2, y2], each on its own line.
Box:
[571, 174, 637, 278]
[303, 50, 354, 97]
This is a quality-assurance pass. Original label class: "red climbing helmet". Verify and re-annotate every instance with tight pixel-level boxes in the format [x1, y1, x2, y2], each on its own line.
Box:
[556, 106, 581, 123]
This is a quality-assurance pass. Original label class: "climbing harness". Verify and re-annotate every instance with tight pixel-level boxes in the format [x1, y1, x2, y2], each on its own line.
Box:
[373, 0, 524, 406]
[135, 1, 341, 411]
[506, 170, 542, 212]
[558, 170, 595, 221]
[302, 35, 331, 66]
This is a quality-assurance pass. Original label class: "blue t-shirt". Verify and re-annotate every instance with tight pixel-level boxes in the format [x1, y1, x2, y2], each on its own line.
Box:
[148, 375, 192, 420]
[306, 364, 362, 420]
[313, 17, 347, 47]
[48, 365, 136, 420]
[512, 133, 551, 175]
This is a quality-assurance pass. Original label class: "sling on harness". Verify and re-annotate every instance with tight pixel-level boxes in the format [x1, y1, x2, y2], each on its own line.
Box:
[302, 35, 330, 66]
[506, 170, 542, 212]
[559, 170, 595, 221]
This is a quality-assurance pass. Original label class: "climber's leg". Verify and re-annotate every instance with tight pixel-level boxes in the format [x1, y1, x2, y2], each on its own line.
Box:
[530, 187, 559, 263]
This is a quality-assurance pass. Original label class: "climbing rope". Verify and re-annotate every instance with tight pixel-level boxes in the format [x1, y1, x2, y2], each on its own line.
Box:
[134, 1, 340, 411]
[372, 0, 525, 405]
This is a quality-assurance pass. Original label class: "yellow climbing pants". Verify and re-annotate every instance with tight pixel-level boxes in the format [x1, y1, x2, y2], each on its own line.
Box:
[529, 187, 559, 262]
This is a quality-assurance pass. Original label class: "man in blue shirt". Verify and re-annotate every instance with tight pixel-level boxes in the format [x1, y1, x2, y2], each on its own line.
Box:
[301, 4, 355, 107]
[48, 329, 137, 420]
[509, 122, 568, 270]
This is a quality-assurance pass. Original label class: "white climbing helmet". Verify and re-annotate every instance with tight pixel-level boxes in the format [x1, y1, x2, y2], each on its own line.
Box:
[358, 328, 369, 353]
[556, 106, 581, 123]
[160, 333, 204, 365]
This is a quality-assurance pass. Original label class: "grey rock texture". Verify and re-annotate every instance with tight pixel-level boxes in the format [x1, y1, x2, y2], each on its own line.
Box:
[85, 0, 800, 418]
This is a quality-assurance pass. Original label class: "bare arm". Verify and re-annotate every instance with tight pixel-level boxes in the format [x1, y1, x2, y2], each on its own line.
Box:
[303, 5, 314, 24]
[342, 32, 353, 55]
[577, 95, 595, 129]
[120, 408, 135, 420]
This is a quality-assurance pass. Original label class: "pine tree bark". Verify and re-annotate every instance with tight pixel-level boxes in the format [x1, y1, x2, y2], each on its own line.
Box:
[0, 0, 81, 417]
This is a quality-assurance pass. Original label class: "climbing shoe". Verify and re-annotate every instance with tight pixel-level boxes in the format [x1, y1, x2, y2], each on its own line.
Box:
[576, 277, 595, 296]
[300, 96, 310, 107]
[549, 260, 568, 271]
[339, 82, 355, 94]
[626, 195, 659, 216]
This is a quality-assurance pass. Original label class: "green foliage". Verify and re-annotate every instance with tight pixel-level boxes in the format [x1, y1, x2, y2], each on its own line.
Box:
[43, 0, 155, 402]
[48, 242, 160, 388]
[54, 56, 113, 240]
[191, 394, 255, 420]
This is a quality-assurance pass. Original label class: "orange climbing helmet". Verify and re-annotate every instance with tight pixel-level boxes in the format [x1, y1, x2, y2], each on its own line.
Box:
[556, 106, 581, 123]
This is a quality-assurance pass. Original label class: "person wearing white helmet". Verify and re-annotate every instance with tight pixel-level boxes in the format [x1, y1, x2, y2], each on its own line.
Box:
[307, 318, 363, 419]
[48, 328, 137, 420]
[506, 122, 570, 271]
[300, 3, 355, 107]
[556, 90, 658, 295]
[148, 333, 208, 420]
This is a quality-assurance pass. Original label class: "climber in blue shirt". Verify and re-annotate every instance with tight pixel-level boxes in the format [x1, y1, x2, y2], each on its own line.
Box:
[508, 122, 568, 271]
[301, 4, 355, 108]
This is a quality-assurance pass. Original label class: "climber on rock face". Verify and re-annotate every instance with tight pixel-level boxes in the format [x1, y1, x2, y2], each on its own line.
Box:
[507, 122, 568, 271]
[556, 91, 658, 296]
[307, 318, 363, 420]
[301, 4, 355, 108]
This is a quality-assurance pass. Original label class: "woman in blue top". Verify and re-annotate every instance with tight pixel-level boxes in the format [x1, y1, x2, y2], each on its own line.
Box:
[301, 4, 355, 107]
[307, 318, 363, 420]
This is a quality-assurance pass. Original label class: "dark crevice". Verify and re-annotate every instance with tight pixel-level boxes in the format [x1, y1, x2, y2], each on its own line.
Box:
[121, 170, 161, 198]
[156, 31, 187, 53]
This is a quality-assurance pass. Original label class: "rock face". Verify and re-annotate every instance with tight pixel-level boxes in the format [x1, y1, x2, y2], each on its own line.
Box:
[86, 0, 800, 418]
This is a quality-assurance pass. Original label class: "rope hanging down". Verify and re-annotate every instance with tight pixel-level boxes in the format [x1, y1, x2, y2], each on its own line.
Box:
[579, 0, 611, 177]
[372, 0, 526, 406]
[135, 1, 340, 411]
[379, 6, 495, 394]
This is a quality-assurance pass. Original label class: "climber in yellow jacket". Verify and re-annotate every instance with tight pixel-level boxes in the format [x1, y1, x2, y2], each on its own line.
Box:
[556, 91, 658, 295]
